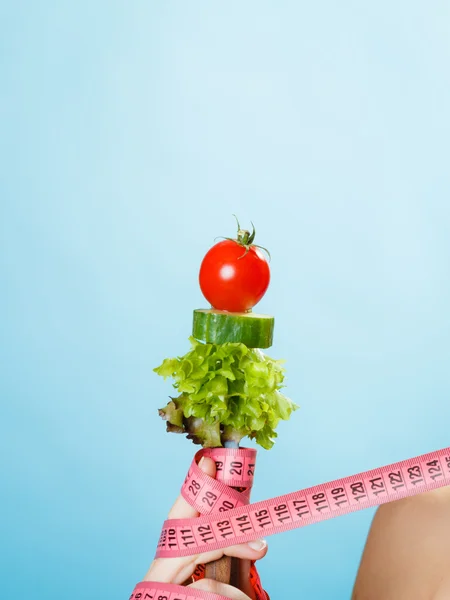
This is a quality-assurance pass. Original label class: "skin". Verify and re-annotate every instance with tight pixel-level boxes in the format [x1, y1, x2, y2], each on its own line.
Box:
[145, 457, 450, 599]
[352, 486, 450, 600]
[144, 456, 268, 600]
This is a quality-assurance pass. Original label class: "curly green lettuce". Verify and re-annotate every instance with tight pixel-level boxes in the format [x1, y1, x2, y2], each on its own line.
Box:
[154, 337, 298, 449]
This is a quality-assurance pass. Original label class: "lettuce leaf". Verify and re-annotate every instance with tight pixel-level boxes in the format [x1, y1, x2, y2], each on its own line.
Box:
[154, 337, 299, 449]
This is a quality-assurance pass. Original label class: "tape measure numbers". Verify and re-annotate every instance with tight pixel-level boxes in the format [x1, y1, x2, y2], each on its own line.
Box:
[130, 446, 450, 600]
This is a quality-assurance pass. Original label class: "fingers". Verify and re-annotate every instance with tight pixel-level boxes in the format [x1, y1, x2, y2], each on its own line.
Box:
[146, 539, 268, 586]
[168, 456, 216, 519]
[193, 539, 268, 566]
[147, 455, 268, 590]
[189, 579, 253, 600]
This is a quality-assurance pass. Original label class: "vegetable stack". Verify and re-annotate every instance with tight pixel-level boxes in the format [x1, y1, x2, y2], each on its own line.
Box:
[154, 217, 298, 590]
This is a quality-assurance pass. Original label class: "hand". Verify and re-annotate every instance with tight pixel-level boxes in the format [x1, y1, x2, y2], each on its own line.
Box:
[144, 456, 268, 599]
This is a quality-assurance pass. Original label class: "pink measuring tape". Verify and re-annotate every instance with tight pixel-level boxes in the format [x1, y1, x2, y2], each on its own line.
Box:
[130, 446, 450, 600]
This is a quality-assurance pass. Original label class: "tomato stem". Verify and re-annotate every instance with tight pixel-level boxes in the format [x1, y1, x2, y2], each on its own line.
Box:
[217, 216, 272, 261]
[235, 219, 255, 247]
[237, 228, 251, 245]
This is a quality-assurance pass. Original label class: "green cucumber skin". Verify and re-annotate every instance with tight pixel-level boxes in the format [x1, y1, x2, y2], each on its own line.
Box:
[192, 309, 274, 348]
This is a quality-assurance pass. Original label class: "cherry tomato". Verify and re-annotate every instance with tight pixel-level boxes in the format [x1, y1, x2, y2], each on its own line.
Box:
[199, 238, 270, 312]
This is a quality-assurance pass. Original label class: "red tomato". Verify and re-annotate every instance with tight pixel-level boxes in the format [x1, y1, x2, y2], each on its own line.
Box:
[199, 239, 270, 312]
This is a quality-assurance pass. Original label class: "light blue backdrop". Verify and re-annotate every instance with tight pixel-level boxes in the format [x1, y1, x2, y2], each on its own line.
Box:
[2, 2, 450, 598]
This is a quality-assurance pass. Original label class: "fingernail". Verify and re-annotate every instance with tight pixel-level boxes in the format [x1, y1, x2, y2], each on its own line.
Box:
[198, 457, 206, 468]
[248, 539, 267, 551]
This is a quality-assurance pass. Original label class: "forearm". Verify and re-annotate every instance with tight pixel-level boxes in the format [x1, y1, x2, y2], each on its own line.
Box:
[352, 487, 450, 599]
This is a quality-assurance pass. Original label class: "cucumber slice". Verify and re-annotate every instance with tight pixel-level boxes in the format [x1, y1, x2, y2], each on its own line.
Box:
[192, 309, 274, 348]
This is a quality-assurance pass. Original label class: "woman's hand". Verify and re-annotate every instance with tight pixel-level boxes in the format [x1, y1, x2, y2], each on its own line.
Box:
[144, 456, 268, 599]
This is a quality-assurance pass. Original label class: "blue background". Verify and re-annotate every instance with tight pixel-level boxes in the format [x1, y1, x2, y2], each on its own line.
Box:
[2, 2, 450, 598]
